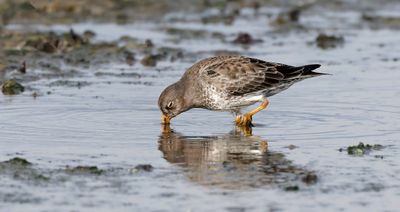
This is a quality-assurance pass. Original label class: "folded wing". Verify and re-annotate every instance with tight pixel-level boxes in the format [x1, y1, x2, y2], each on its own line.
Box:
[200, 56, 322, 96]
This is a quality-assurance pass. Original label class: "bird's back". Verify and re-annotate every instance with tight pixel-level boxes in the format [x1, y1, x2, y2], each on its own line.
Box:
[183, 56, 324, 111]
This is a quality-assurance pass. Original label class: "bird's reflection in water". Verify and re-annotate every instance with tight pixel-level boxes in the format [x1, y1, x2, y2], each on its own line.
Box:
[159, 125, 316, 189]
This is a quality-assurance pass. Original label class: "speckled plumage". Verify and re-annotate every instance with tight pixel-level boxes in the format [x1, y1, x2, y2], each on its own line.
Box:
[184, 56, 322, 112]
[158, 55, 324, 122]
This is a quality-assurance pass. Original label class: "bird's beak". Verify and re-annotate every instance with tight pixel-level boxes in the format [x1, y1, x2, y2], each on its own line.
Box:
[161, 114, 171, 125]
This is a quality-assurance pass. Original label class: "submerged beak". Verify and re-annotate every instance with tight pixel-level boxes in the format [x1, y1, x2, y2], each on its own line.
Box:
[161, 114, 171, 125]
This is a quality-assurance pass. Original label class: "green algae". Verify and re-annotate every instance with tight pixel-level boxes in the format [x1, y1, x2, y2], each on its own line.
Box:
[340, 142, 384, 156]
[0, 157, 32, 167]
[65, 166, 104, 175]
[1, 79, 25, 95]
[284, 185, 299, 191]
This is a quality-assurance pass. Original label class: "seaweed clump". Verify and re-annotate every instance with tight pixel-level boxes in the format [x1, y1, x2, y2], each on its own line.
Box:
[315, 34, 345, 49]
[131, 164, 154, 173]
[272, 8, 302, 26]
[18, 29, 89, 54]
[1, 79, 25, 95]
[140, 54, 157, 67]
[232, 33, 262, 45]
[65, 165, 104, 175]
[340, 142, 384, 156]
[284, 185, 299, 191]
[0, 157, 32, 167]
[362, 14, 400, 29]
[0, 157, 49, 182]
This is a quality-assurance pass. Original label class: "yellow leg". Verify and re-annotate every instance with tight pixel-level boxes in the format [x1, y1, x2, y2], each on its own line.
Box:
[235, 99, 269, 126]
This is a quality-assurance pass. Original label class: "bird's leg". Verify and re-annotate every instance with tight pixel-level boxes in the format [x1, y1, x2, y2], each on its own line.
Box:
[236, 99, 269, 126]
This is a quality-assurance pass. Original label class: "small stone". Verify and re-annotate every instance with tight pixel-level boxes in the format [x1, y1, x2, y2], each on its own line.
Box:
[315, 34, 345, 49]
[131, 164, 153, 173]
[271, 8, 302, 26]
[83, 30, 96, 40]
[302, 173, 318, 185]
[233, 33, 252, 44]
[65, 165, 104, 175]
[144, 39, 154, 48]
[18, 61, 26, 74]
[284, 185, 299, 191]
[252, 2, 260, 11]
[2, 79, 25, 95]
[140, 55, 157, 67]
[39, 41, 57, 53]
[232, 33, 262, 45]
[288, 9, 301, 22]
[125, 51, 135, 66]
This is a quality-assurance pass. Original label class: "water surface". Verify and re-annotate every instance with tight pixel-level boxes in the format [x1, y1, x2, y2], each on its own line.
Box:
[1, 4, 400, 211]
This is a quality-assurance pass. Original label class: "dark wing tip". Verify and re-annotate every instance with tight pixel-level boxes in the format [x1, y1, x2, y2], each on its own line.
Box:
[311, 72, 331, 76]
[302, 64, 331, 76]
[302, 64, 321, 72]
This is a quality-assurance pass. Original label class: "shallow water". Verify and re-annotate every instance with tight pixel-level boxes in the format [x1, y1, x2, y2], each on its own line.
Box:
[1, 4, 400, 212]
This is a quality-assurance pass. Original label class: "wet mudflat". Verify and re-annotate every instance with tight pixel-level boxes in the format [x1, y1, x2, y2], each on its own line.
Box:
[1, 0, 400, 211]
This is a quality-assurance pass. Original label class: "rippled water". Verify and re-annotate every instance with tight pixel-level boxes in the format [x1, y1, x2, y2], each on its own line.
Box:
[1, 5, 400, 212]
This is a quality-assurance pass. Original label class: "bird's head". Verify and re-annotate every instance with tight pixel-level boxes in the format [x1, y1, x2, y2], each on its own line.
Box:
[158, 83, 186, 124]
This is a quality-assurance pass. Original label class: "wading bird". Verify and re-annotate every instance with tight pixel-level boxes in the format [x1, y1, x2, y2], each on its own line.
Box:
[158, 56, 325, 126]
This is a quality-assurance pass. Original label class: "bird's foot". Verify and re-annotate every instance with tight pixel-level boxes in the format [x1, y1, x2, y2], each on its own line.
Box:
[235, 114, 253, 127]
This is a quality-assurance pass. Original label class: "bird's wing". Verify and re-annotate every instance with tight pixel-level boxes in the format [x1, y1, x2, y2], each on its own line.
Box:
[200, 57, 303, 96]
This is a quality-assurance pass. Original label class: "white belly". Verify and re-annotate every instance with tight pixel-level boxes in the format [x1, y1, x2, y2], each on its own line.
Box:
[206, 88, 264, 111]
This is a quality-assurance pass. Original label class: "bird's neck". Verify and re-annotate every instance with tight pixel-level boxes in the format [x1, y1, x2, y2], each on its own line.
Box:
[178, 76, 202, 109]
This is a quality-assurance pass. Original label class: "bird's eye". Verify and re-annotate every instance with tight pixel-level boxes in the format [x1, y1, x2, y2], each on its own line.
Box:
[166, 101, 173, 109]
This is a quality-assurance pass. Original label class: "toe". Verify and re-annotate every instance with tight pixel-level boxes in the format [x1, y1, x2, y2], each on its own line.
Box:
[235, 114, 254, 127]
[235, 115, 242, 125]
[239, 115, 252, 126]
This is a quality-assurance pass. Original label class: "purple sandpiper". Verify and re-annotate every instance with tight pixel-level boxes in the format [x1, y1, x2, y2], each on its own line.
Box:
[158, 56, 325, 126]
